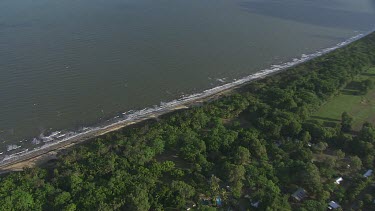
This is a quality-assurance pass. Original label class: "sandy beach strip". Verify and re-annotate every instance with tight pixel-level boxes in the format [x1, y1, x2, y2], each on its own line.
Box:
[0, 90, 231, 172]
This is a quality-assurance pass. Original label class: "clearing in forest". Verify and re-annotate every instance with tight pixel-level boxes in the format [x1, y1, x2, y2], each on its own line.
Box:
[312, 67, 375, 130]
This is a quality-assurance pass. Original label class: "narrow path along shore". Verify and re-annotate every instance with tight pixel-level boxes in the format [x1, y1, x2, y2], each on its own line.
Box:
[0, 90, 232, 172]
[0, 105, 183, 172]
[0, 31, 372, 173]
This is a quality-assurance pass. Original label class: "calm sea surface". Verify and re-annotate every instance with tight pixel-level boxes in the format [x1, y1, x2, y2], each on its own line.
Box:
[0, 0, 375, 152]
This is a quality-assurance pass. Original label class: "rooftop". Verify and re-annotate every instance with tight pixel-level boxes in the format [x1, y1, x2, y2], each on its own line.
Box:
[328, 201, 340, 209]
[251, 201, 260, 208]
[364, 169, 373, 178]
[334, 177, 343, 185]
[292, 188, 308, 201]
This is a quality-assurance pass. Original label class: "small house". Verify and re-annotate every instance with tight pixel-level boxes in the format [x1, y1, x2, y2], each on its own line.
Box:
[215, 196, 222, 207]
[291, 188, 308, 201]
[185, 201, 196, 210]
[363, 169, 373, 178]
[251, 201, 260, 208]
[199, 194, 212, 206]
[328, 201, 340, 210]
[334, 177, 343, 185]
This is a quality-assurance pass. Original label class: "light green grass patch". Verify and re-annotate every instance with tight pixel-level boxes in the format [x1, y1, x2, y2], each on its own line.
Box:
[312, 67, 375, 130]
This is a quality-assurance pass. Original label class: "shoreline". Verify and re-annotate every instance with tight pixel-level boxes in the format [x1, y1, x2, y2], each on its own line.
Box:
[0, 92, 227, 172]
[0, 31, 371, 172]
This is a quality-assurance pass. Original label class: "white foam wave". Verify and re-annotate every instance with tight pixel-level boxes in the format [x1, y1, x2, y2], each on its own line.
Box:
[0, 31, 370, 166]
[7, 145, 21, 152]
[216, 78, 227, 83]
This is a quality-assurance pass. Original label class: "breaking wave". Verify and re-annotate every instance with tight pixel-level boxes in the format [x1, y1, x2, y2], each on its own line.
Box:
[0, 31, 371, 166]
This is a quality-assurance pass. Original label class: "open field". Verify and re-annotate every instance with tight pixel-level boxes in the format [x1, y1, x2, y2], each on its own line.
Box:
[312, 67, 375, 130]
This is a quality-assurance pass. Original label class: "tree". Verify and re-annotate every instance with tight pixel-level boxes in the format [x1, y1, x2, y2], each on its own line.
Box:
[209, 175, 221, 197]
[332, 132, 352, 149]
[301, 200, 326, 211]
[335, 150, 346, 160]
[303, 121, 331, 141]
[359, 79, 374, 94]
[348, 156, 362, 171]
[65, 203, 77, 211]
[151, 137, 165, 154]
[227, 164, 245, 198]
[358, 122, 375, 143]
[301, 131, 312, 144]
[248, 138, 267, 160]
[302, 164, 322, 195]
[283, 120, 302, 137]
[313, 142, 328, 154]
[363, 194, 373, 205]
[170, 181, 195, 208]
[234, 146, 251, 165]
[1, 190, 35, 210]
[125, 185, 151, 211]
[341, 112, 353, 132]
[180, 136, 206, 163]
[54, 191, 72, 208]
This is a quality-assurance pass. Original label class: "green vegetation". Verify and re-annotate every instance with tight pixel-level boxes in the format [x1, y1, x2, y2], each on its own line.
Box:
[1, 33, 375, 211]
[313, 67, 375, 130]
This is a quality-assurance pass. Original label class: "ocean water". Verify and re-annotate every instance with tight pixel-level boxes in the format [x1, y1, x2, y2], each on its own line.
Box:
[0, 0, 375, 156]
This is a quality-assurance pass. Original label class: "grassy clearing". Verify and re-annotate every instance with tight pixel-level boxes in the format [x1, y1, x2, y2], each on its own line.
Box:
[312, 67, 375, 130]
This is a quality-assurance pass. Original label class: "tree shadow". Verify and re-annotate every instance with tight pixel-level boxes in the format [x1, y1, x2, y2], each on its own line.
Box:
[361, 73, 375, 77]
[309, 116, 339, 128]
[345, 81, 362, 90]
[311, 116, 340, 122]
[306, 119, 321, 124]
[322, 121, 339, 128]
[341, 89, 360, 96]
